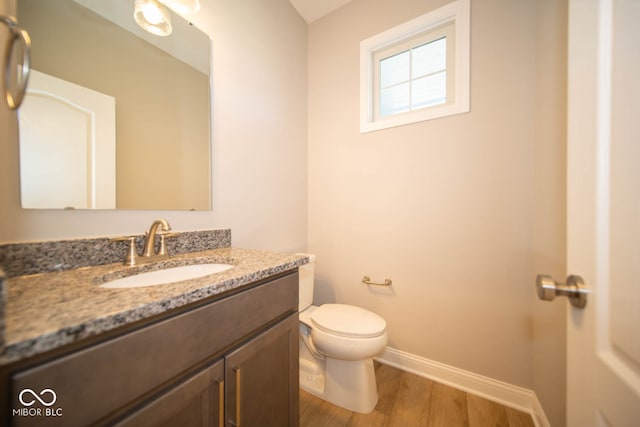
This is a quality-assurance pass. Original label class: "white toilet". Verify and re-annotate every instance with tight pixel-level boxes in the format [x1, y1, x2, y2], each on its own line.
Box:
[298, 255, 388, 413]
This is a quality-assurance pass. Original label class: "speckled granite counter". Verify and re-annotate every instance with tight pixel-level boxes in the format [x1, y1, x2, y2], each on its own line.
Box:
[0, 244, 307, 365]
[0, 229, 232, 278]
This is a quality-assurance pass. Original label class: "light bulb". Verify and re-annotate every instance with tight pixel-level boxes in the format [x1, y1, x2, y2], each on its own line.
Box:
[141, 5, 164, 25]
[134, 0, 172, 36]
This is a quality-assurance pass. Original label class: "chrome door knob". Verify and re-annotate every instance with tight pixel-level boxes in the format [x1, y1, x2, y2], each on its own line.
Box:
[536, 274, 588, 309]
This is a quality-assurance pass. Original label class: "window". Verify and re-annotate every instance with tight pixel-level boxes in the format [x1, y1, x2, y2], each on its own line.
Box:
[375, 25, 452, 119]
[360, 0, 470, 133]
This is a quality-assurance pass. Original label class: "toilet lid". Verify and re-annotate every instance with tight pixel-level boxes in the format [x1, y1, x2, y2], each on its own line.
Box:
[310, 304, 386, 338]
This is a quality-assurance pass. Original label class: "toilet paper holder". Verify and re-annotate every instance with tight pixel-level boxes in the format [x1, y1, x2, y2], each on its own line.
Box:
[362, 276, 392, 287]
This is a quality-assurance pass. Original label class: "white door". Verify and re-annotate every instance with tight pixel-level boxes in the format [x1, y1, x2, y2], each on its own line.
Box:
[18, 70, 116, 209]
[565, 0, 640, 426]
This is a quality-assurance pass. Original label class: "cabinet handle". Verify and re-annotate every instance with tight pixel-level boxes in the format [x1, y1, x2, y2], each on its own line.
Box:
[234, 367, 241, 427]
[217, 380, 224, 427]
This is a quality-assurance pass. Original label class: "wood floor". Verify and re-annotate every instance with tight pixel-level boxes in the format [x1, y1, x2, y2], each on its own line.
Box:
[300, 362, 535, 427]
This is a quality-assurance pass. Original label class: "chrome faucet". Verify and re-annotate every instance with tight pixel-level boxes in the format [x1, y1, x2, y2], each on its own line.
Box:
[142, 219, 171, 257]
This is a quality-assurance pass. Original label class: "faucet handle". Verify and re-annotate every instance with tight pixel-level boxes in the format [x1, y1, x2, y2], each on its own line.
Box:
[155, 231, 179, 237]
[156, 231, 180, 256]
[110, 236, 139, 266]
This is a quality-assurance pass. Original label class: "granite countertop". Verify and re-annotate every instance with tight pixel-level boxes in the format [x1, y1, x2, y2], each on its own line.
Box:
[1, 247, 308, 365]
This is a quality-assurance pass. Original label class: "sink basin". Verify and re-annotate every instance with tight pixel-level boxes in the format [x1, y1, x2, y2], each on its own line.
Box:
[99, 263, 234, 289]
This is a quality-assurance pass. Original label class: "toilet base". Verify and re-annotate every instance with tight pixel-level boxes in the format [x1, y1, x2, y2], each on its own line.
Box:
[325, 358, 379, 413]
[300, 350, 379, 414]
[299, 350, 325, 395]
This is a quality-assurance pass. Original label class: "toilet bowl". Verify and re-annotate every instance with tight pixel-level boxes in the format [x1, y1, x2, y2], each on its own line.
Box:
[298, 255, 388, 413]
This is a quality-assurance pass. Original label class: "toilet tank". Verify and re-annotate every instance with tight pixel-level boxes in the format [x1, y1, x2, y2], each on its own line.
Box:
[298, 254, 316, 311]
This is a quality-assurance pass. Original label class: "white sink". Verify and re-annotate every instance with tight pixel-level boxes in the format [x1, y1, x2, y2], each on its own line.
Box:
[99, 263, 234, 289]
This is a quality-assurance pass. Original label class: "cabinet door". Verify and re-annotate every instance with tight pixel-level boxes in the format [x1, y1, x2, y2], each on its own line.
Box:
[225, 314, 299, 427]
[115, 360, 225, 427]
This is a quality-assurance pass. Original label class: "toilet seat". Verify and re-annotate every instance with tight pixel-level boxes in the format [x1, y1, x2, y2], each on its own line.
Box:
[311, 304, 386, 338]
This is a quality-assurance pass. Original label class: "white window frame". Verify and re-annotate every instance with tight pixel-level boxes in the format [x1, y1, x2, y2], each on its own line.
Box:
[360, 0, 470, 133]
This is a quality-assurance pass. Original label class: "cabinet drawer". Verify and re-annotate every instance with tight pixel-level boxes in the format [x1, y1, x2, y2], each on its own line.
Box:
[11, 272, 297, 426]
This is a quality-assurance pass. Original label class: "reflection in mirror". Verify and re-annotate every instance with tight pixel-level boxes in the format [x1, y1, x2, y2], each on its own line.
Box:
[17, 0, 212, 210]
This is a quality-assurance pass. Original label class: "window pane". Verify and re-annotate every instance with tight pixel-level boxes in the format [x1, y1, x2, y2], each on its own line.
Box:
[412, 72, 446, 109]
[380, 50, 410, 88]
[412, 37, 446, 78]
[380, 82, 410, 117]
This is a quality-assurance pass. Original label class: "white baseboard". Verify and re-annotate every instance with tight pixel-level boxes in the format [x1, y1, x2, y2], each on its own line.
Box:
[375, 347, 550, 427]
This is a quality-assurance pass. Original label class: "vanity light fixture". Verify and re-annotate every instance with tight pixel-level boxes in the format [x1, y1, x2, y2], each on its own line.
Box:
[133, 0, 172, 37]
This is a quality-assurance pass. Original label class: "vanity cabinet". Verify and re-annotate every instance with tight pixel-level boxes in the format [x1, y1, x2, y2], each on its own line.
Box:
[3, 271, 299, 427]
[225, 314, 298, 427]
[116, 359, 225, 427]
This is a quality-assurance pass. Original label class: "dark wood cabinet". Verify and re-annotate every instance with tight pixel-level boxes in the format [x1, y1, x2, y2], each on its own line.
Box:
[225, 313, 299, 427]
[117, 313, 299, 427]
[3, 271, 299, 427]
[116, 359, 225, 427]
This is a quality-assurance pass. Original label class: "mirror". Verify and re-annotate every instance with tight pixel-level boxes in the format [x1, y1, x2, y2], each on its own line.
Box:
[17, 0, 211, 210]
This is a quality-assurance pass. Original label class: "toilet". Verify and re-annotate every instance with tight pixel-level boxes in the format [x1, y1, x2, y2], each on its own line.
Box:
[298, 254, 388, 413]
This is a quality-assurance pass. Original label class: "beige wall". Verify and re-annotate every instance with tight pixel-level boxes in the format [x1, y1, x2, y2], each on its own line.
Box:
[531, 1, 568, 425]
[0, 0, 308, 252]
[307, 0, 566, 424]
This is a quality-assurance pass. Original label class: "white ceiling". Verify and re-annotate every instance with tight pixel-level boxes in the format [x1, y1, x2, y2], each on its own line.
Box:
[288, 0, 353, 23]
